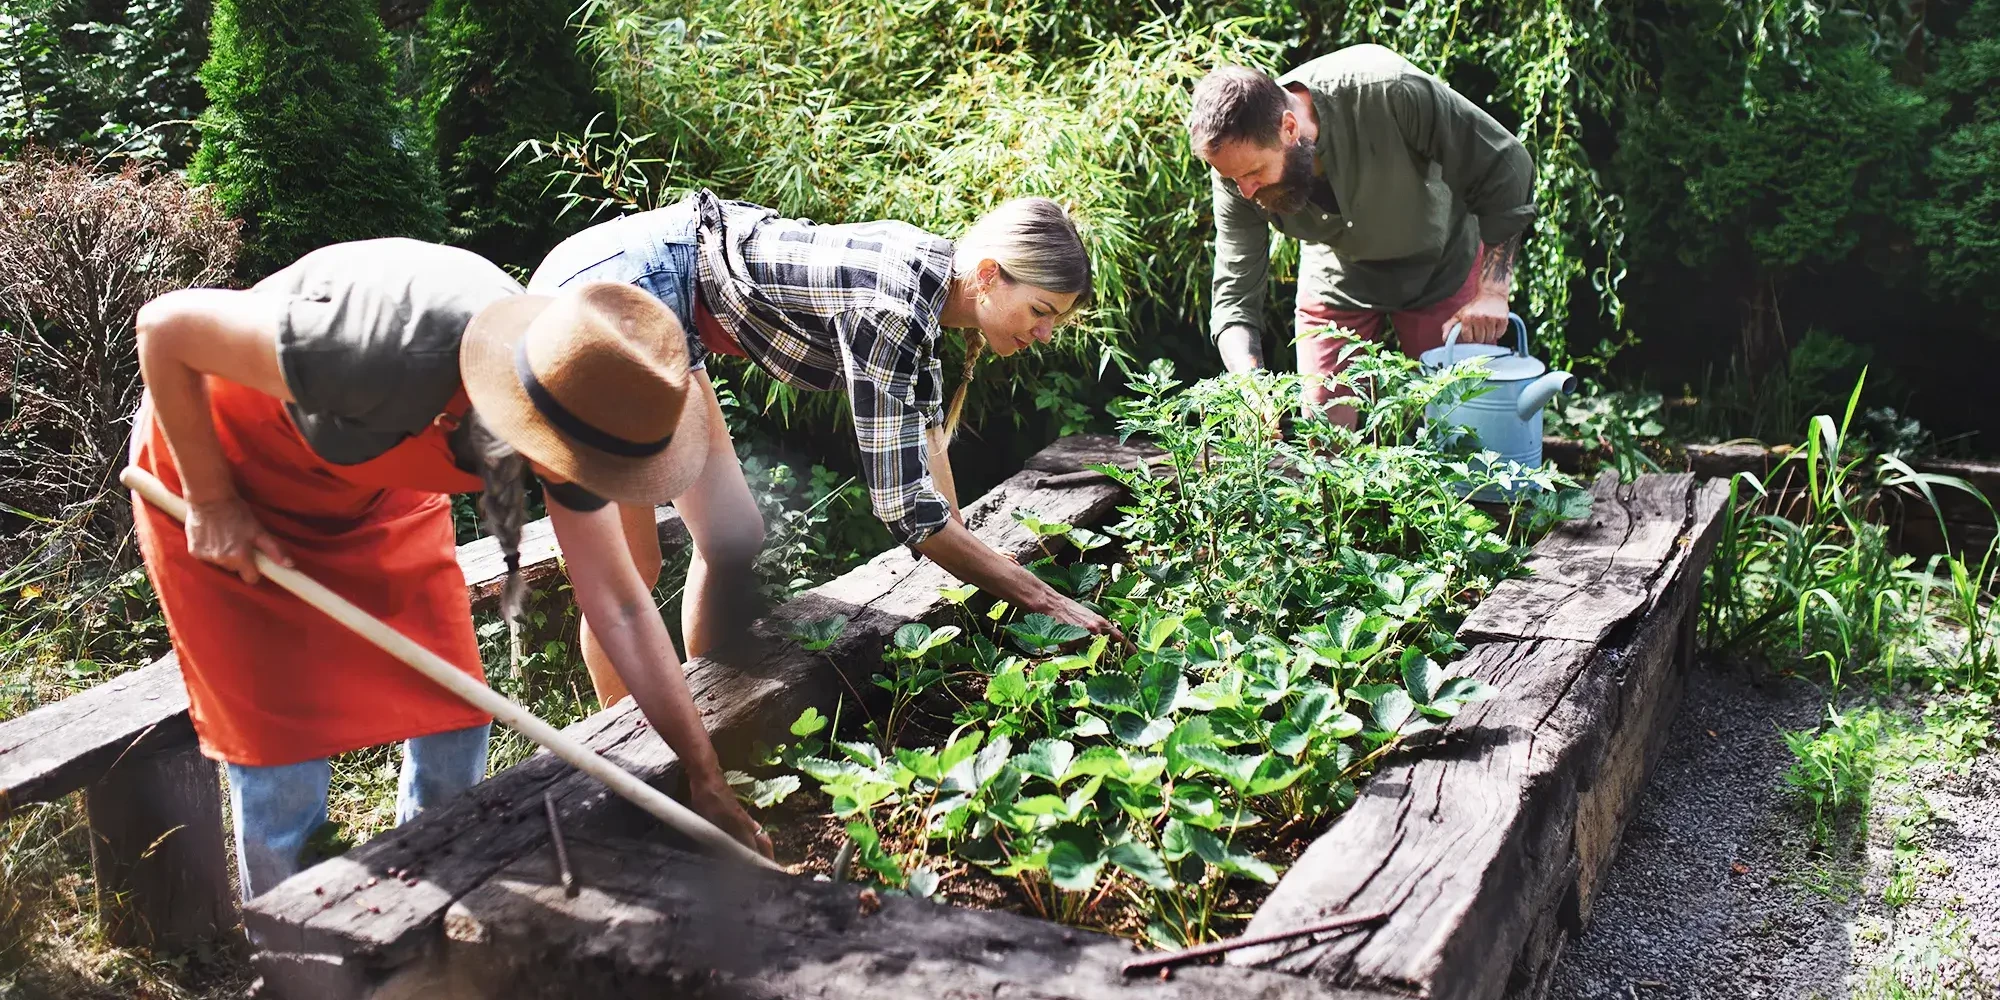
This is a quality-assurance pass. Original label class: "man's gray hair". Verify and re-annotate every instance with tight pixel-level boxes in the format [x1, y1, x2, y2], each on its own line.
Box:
[1188, 65, 1290, 154]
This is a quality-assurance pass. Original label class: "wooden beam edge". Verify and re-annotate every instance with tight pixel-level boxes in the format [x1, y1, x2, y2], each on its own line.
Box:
[244, 436, 1147, 980]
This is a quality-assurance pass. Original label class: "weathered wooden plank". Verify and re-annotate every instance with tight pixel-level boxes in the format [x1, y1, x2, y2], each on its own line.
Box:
[1458, 473, 1697, 645]
[1233, 474, 1724, 1000]
[1567, 480, 1726, 923]
[0, 655, 191, 820]
[1229, 638, 1596, 996]
[360, 836, 1371, 1000]
[243, 435, 1148, 995]
[84, 739, 233, 951]
[460, 503, 688, 613]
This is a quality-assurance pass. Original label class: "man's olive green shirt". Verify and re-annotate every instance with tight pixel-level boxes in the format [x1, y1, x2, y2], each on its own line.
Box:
[1208, 44, 1536, 343]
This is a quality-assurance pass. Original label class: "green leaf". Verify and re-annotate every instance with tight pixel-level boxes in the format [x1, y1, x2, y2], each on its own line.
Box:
[1328, 712, 1365, 740]
[1271, 686, 1338, 755]
[1083, 674, 1142, 715]
[1401, 648, 1444, 704]
[1431, 676, 1497, 713]
[1167, 782, 1257, 830]
[1163, 717, 1217, 778]
[1012, 794, 1071, 817]
[1180, 745, 1268, 794]
[835, 740, 884, 768]
[1160, 818, 1195, 861]
[1554, 486, 1593, 521]
[1067, 526, 1111, 551]
[1005, 613, 1090, 654]
[1107, 840, 1175, 890]
[972, 735, 1013, 787]
[937, 731, 984, 778]
[1245, 756, 1311, 797]
[1070, 745, 1135, 781]
[1189, 827, 1279, 884]
[790, 706, 830, 738]
[906, 867, 940, 899]
[986, 663, 1031, 706]
[1047, 828, 1105, 891]
[893, 622, 934, 655]
[1289, 686, 1338, 728]
[788, 615, 849, 652]
[743, 774, 800, 809]
[1141, 614, 1185, 654]
[1268, 719, 1310, 757]
[1369, 688, 1415, 734]
[894, 747, 941, 783]
[1014, 738, 1076, 786]
[940, 584, 978, 604]
[1012, 509, 1074, 538]
[1137, 657, 1186, 717]
[1067, 712, 1111, 738]
[1111, 714, 1176, 747]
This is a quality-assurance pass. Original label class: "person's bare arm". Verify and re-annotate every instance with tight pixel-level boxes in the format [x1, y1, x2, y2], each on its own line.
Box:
[134, 288, 295, 582]
[926, 424, 962, 519]
[549, 497, 772, 858]
[913, 520, 1124, 645]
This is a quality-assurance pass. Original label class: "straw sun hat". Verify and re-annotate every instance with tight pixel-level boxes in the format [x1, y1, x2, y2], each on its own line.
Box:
[460, 282, 710, 505]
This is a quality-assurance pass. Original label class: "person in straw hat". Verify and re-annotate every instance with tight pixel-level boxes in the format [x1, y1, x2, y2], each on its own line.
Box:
[129, 238, 769, 900]
[530, 191, 1125, 708]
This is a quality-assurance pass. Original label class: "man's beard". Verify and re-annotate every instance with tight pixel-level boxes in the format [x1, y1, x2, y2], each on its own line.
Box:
[1251, 136, 1318, 215]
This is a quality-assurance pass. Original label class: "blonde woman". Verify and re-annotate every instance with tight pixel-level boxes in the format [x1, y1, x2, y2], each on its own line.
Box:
[531, 192, 1118, 705]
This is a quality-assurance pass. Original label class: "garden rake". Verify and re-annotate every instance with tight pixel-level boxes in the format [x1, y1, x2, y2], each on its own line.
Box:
[121, 465, 782, 873]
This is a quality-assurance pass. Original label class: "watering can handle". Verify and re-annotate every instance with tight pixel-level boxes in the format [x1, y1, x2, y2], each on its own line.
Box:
[1441, 313, 1530, 365]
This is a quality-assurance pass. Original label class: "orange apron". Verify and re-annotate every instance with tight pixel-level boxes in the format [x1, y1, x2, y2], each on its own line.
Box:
[131, 378, 492, 767]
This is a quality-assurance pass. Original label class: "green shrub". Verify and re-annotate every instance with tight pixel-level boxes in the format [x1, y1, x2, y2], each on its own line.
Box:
[0, 0, 211, 165]
[420, 0, 607, 272]
[189, 0, 443, 275]
[1615, 8, 1936, 289]
[1783, 704, 1883, 849]
[1913, 0, 2000, 321]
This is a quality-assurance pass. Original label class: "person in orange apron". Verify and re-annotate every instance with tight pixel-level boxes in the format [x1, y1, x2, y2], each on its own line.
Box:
[131, 238, 771, 898]
[529, 193, 1127, 708]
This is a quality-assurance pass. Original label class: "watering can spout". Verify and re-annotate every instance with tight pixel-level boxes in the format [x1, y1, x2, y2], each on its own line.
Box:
[1516, 371, 1579, 420]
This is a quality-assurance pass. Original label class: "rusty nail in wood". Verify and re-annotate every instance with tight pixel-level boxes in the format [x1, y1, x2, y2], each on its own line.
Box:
[543, 792, 577, 898]
[1119, 911, 1388, 976]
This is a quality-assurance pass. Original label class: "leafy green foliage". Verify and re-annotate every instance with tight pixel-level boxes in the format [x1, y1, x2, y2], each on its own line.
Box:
[0, 0, 211, 165]
[779, 351, 1559, 943]
[190, 0, 444, 274]
[1783, 704, 1884, 848]
[1912, 0, 2000, 321]
[419, 0, 606, 271]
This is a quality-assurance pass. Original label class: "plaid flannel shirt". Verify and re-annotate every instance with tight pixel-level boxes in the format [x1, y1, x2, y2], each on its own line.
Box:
[690, 191, 958, 545]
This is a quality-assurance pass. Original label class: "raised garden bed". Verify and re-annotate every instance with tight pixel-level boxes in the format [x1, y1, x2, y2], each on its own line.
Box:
[1546, 434, 1998, 565]
[246, 371, 1731, 1000]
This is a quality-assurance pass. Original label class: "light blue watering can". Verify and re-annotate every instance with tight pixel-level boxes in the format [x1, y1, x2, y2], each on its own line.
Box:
[1418, 314, 1577, 501]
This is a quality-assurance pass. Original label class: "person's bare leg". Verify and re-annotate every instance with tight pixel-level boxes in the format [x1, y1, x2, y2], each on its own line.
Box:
[578, 500, 662, 707]
[670, 371, 765, 660]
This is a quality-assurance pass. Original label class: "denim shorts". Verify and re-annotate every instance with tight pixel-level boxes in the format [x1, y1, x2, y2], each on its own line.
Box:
[526, 198, 707, 370]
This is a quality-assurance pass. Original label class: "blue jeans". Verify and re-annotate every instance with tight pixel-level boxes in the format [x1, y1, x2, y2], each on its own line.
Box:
[226, 723, 490, 899]
[528, 198, 706, 370]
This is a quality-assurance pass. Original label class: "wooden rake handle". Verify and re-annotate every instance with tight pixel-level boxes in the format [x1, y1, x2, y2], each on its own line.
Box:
[122, 466, 781, 872]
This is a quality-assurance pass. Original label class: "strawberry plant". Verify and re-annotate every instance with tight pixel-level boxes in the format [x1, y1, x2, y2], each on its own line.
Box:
[767, 349, 1589, 946]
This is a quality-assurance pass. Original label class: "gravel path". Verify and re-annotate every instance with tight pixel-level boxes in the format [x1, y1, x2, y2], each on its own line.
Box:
[1550, 658, 2000, 999]
[1550, 659, 1857, 1000]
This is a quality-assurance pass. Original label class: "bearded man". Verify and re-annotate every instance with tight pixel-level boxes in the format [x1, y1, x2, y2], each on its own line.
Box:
[1189, 46, 1537, 424]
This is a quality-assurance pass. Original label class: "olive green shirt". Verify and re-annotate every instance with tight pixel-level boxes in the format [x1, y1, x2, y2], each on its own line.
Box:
[1208, 44, 1537, 343]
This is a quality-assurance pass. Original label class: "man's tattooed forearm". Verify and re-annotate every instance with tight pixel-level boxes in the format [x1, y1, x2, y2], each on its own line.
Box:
[1478, 233, 1521, 289]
